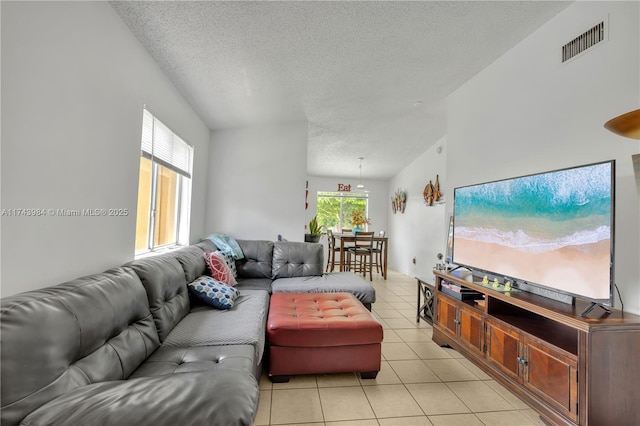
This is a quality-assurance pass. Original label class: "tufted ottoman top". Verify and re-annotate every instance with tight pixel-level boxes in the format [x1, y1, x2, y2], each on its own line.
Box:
[267, 293, 383, 347]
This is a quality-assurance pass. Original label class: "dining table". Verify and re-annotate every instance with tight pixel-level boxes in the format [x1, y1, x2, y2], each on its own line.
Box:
[333, 233, 388, 280]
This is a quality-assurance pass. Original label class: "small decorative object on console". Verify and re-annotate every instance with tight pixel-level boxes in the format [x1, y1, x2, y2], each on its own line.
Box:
[435, 253, 445, 271]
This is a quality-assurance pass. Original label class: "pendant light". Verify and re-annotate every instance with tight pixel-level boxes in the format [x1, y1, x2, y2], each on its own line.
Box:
[356, 157, 365, 189]
[603, 109, 640, 199]
[603, 109, 640, 140]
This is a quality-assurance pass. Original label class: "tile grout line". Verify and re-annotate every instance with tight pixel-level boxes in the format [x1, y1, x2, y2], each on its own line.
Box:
[314, 382, 326, 426]
[358, 371, 381, 425]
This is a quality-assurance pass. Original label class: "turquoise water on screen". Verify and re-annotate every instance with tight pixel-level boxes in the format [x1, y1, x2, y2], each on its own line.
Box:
[453, 162, 612, 253]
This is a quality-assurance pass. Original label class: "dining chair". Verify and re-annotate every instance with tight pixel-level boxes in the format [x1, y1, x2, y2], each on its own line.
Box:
[371, 230, 386, 278]
[325, 229, 342, 272]
[346, 231, 375, 281]
[336, 229, 356, 271]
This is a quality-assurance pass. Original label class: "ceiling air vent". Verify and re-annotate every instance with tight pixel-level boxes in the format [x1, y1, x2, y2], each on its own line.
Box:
[562, 20, 607, 63]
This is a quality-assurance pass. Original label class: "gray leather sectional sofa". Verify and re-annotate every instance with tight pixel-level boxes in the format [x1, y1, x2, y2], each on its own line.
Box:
[1, 238, 375, 426]
[235, 239, 376, 309]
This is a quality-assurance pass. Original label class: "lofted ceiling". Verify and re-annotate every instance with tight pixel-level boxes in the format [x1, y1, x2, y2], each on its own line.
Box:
[110, 1, 571, 180]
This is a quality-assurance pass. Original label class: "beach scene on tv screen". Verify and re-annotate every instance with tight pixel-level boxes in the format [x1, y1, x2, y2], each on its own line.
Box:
[453, 162, 612, 301]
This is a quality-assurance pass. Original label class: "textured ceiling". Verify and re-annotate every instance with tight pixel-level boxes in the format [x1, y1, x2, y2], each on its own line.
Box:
[110, 1, 571, 179]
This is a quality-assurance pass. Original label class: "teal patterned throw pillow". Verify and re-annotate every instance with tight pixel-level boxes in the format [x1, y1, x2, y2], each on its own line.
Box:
[188, 276, 240, 309]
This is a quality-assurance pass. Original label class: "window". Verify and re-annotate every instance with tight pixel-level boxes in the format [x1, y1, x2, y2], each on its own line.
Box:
[316, 191, 368, 232]
[135, 108, 193, 254]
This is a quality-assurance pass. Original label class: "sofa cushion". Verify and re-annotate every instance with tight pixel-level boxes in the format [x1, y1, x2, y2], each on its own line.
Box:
[195, 239, 216, 252]
[203, 251, 237, 286]
[20, 369, 259, 426]
[272, 241, 324, 279]
[169, 245, 208, 283]
[235, 277, 273, 293]
[272, 272, 376, 306]
[130, 344, 256, 379]
[162, 290, 270, 363]
[187, 276, 240, 310]
[235, 240, 273, 279]
[126, 256, 190, 342]
[0, 268, 159, 426]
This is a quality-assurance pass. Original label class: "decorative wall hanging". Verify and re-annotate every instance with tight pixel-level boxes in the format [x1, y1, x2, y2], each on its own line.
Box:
[423, 181, 434, 206]
[423, 175, 443, 206]
[392, 189, 406, 214]
[434, 175, 442, 202]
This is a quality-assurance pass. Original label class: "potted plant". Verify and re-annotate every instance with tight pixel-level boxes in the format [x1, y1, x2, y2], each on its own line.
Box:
[304, 215, 322, 243]
[350, 210, 371, 234]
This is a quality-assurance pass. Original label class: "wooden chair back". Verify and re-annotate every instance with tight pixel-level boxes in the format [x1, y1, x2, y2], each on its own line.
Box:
[327, 229, 335, 249]
[376, 231, 386, 250]
[354, 231, 375, 250]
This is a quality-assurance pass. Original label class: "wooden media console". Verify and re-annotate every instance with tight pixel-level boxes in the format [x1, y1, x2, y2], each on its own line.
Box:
[432, 270, 640, 426]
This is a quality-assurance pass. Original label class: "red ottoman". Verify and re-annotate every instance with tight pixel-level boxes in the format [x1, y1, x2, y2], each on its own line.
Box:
[267, 292, 383, 382]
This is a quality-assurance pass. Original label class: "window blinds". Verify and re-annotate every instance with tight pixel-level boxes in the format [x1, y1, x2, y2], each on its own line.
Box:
[141, 108, 193, 178]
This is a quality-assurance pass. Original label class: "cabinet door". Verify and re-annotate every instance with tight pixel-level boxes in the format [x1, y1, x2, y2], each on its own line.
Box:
[459, 305, 484, 355]
[437, 294, 458, 336]
[523, 338, 578, 422]
[486, 318, 521, 381]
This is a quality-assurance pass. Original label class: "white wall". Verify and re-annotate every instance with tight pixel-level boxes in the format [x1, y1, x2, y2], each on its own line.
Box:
[446, 1, 640, 314]
[205, 123, 308, 241]
[388, 140, 448, 281]
[1, 2, 210, 297]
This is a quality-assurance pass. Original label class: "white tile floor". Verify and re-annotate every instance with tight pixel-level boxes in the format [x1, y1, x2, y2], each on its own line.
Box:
[254, 269, 545, 426]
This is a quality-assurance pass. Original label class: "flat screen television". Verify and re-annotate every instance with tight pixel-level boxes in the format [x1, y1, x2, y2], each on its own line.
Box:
[452, 160, 615, 309]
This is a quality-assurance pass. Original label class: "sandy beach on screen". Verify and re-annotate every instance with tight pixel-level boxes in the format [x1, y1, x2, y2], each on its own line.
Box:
[454, 238, 611, 300]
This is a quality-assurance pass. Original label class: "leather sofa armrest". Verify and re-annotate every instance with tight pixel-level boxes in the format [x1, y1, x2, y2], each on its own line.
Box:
[20, 369, 258, 426]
